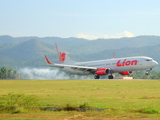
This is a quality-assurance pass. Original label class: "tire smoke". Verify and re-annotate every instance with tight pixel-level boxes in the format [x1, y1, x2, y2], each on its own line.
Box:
[18, 68, 69, 79]
[18, 68, 92, 79]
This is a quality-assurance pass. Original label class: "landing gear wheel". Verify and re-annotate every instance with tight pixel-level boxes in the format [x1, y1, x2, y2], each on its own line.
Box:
[108, 75, 114, 79]
[145, 69, 151, 75]
[145, 72, 149, 75]
[94, 75, 100, 79]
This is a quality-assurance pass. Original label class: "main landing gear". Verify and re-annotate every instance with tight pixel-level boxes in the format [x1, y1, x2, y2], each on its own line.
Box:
[94, 74, 114, 79]
[108, 75, 114, 79]
[94, 75, 100, 79]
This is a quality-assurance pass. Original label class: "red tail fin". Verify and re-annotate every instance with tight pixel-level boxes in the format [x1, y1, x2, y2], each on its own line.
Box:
[44, 55, 52, 64]
[55, 43, 76, 64]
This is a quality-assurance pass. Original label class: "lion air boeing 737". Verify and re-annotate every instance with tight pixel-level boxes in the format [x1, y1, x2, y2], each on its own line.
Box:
[44, 43, 158, 79]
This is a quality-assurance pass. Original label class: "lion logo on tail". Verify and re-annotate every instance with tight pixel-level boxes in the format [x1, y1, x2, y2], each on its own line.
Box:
[59, 52, 66, 63]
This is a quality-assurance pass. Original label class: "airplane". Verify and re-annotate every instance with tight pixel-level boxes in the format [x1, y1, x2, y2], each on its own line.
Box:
[44, 43, 158, 79]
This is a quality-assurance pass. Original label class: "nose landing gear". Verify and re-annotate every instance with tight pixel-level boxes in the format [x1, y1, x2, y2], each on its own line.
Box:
[145, 71, 149, 75]
[145, 68, 152, 75]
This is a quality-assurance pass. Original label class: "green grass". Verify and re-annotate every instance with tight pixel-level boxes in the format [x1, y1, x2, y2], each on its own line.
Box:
[0, 79, 160, 119]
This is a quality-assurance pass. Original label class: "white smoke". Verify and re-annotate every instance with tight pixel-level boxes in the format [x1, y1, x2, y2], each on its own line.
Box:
[18, 68, 69, 79]
[18, 68, 92, 80]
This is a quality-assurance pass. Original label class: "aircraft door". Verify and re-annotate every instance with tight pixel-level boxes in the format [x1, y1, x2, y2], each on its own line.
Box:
[139, 59, 142, 65]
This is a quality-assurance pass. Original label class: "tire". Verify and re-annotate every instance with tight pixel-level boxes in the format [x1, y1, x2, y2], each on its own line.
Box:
[108, 75, 114, 79]
[145, 72, 149, 75]
[94, 75, 100, 79]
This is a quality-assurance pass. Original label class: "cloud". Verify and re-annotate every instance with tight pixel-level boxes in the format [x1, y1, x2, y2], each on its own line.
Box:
[77, 31, 134, 40]
[77, 34, 98, 40]
[124, 31, 134, 37]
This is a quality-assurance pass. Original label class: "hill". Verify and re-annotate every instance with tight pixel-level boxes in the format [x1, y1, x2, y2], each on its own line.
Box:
[80, 44, 160, 70]
[0, 35, 160, 70]
[0, 35, 87, 51]
[1, 35, 160, 55]
[0, 39, 57, 68]
[68, 36, 160, 54]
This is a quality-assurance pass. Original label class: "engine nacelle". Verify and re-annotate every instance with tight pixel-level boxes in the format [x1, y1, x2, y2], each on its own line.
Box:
[95, 68, 110, 75]
[119, 71, 132, 75]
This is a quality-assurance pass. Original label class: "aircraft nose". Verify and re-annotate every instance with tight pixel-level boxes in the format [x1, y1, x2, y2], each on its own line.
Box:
[153, 61, 158, 67]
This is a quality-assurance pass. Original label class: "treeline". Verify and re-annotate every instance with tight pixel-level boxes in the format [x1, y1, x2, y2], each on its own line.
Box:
[0, 67, 18, 79]
[0, 66, 160, 79]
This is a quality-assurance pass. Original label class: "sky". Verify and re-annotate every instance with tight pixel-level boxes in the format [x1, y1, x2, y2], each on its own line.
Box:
[1, 0, 160, 40]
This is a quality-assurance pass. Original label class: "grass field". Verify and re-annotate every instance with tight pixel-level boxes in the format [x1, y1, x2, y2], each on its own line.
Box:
[0, 79, 160, 120]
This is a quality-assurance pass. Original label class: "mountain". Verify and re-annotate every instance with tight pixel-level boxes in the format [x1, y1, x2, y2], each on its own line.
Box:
[1, 35, 160, 55]
[80, 44, 160, 70]
[69, 36, 160, 54]
[0, 35, 14, 44]
[0, 39, 57, 68]
[0, 35, 87, 51]
[0, 35, 160, 70]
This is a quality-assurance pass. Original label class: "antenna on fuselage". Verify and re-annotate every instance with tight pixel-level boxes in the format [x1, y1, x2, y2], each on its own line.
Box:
[112, 52, 116, 59]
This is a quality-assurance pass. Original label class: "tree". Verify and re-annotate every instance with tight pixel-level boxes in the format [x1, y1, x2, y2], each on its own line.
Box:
[0, 67, 18, 79]
[0, 67, 7, 79]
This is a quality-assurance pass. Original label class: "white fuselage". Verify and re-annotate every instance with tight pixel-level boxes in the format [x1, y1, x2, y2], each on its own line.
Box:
[60, 56, 158, 75]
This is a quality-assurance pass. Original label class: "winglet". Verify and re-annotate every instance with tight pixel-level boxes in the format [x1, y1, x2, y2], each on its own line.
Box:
[44, 55, 52, 64]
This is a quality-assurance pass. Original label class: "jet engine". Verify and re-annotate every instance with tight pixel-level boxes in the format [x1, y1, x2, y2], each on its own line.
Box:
[119, 71, 132, 75]
[95, 68, 110, 75]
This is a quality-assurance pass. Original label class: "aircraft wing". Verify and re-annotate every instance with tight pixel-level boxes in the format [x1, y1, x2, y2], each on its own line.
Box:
[43, 63, 97, 74]
[43, 63, 97, 70]
[43, 55, 97, 73]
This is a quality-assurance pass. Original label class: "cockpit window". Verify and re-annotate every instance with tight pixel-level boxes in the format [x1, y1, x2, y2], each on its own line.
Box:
[146, 59, 153, 61]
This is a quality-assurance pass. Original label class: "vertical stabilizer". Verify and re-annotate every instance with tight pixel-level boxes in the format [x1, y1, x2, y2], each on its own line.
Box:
[55, 43, 76, 64]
